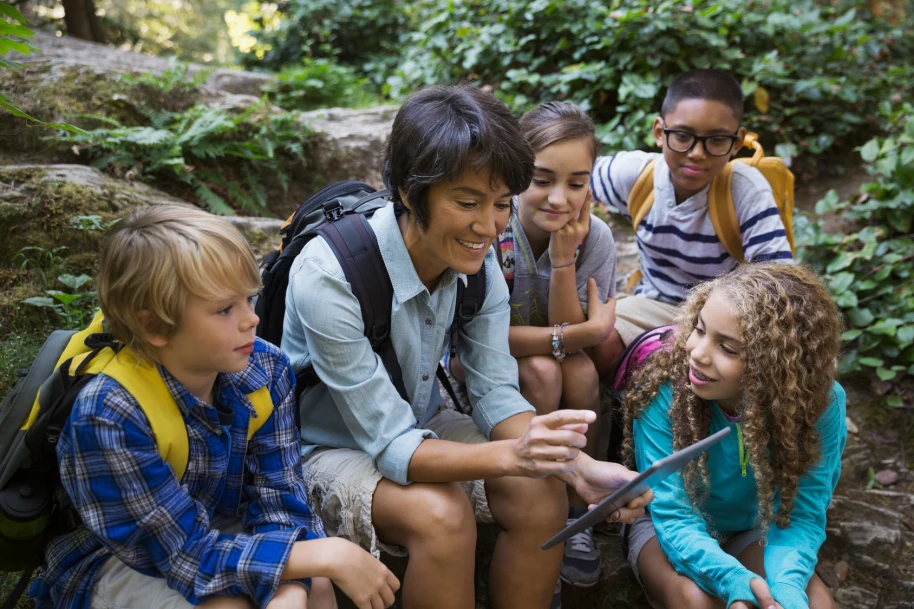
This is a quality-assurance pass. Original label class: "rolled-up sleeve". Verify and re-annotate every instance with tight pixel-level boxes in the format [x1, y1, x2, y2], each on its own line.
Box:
[284, 248, 435, 485]
[459, 254, 536, 436]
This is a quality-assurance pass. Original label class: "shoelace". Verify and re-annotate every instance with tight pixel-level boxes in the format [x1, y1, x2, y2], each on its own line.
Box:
[567, 528, 594, 555]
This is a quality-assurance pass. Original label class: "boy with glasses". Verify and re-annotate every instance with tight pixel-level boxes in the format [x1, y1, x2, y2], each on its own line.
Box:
[590, 69, 793, 368]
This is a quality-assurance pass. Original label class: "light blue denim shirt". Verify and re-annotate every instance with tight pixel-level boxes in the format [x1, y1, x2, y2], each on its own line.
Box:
[282, 203, 534, 485]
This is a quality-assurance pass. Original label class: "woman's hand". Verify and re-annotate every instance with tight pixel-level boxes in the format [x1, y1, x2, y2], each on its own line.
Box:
[505, 410, 594, 477]
[548, 190, 592, 268]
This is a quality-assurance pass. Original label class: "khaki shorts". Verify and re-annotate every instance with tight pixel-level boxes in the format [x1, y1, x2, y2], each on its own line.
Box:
[90, 519, 267, 609]
[301, 407, 494, 558]
[614, 294, 681, 346]
[626, 514, 763, 609]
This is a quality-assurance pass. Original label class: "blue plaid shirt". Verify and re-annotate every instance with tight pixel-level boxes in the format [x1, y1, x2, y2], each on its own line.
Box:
[30, 338, 324, 609]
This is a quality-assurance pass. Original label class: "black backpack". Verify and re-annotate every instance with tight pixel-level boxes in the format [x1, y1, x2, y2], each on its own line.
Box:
[255, 180, 485, 405]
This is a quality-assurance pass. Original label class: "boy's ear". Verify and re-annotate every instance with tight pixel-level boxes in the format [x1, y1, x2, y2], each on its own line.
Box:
[398, 188, 412, 211]
[731, 125, 749, 159]
[652, 117, 665, 148]
[137, 309, 169, 348]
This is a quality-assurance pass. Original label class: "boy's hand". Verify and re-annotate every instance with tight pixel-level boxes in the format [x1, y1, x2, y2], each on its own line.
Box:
[266, 582, 309, 609]
[584, 278, 616, 343]
[548, 190, 592, 268]
[324, 538, 399, 609]
[571, 456, 652, 524]
[728, 578, 784, 609]
[508, 410, 593, 477]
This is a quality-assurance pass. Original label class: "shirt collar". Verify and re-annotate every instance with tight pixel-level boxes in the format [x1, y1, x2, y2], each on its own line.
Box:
[654, 156, 711, 210]
[158, 352, 270, 415]
[373, 203, 466, 303]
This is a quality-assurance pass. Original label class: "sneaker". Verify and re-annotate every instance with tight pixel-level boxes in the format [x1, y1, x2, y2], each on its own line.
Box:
[560, 521, 601, 587]
[550, 578, 562, 609]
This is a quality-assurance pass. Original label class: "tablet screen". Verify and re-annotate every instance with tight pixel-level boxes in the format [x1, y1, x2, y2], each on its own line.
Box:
[542, 427, 732, 550]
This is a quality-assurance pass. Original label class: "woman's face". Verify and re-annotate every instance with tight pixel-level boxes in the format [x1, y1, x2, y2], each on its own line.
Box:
[684, 289, 747, 414]
[517, 137, 593, 238]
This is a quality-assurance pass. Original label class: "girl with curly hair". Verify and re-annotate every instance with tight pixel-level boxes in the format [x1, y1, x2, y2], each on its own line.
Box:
[623, 262, 844, 609]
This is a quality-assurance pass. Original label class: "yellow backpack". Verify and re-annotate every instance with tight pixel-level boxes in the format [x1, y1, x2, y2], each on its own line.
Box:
[625, 132, 796, 292]
[16, 311, 274, 481]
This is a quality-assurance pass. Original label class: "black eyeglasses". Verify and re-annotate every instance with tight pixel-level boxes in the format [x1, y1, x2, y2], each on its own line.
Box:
[662, 122, 740, 157]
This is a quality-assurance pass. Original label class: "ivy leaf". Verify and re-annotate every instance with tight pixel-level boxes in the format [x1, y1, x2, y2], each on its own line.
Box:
[860, 138, 880, 163]
[840, 329, 863, 341]
[22, 297, 58, 308]
[57, 274, 92, 291]
[876, 367, 897, 381]
[886, 396, 903, 408]
[897, 326, 914, 345]
[847, 308, 874, 327]
[870, 318, 902, 335]
[826, 252, 854, 273]
[834, 291, 858, 308]
[828, 272, 855, 293]
[858, 357, 884, 367]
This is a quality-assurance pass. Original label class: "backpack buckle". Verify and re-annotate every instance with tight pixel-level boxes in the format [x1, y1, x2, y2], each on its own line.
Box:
[323, 201, 344, 222]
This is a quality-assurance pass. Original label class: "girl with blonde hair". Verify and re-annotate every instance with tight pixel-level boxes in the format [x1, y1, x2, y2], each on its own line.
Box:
[623, 262, 844, 609]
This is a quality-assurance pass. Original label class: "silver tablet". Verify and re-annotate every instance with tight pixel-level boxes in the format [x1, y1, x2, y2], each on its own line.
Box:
[542, 426, 732, 550]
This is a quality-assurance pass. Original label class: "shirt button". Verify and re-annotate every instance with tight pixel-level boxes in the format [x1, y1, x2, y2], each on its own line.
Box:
[422, 373, 430, 381]
[667, 200, 674, 208]
[425, 318, 433, 326]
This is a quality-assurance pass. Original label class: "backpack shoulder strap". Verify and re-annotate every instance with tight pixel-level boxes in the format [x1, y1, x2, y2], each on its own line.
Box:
[708, 163, 746, 263]
[245, 386, 274, 440]
[315, 213, 409, 402]
[452, 268, 487, 346]
[627, 160, 657, 231]
[100, 348, 190, 480]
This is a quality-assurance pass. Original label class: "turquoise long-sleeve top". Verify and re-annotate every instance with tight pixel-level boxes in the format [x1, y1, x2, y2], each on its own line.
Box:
[633, 381, 846, 609]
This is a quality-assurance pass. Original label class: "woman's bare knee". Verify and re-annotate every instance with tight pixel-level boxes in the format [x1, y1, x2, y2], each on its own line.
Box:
[307, 577, 337, 609]
[559, 351, 600, 410]
[198, 595, 256, 608]
[373, 480, 476, 553]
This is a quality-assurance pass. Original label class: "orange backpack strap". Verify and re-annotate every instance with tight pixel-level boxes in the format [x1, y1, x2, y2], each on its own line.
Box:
[708, 164, 745, 263]
[625, 160, 657, 293]
[628, 160, 657, 231]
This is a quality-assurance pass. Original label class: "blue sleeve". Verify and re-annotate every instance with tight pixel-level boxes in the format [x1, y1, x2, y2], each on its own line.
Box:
[459, 252, 535, 436]
[243, 348, 326, 593]
[282, 243, 434, 485]
[765, 383, 847, 609]
[633, 384, 758, 607]
[60, 381, 305, 607]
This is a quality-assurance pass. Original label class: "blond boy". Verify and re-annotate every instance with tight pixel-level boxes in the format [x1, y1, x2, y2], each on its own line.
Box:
[30, 206, 398, 609]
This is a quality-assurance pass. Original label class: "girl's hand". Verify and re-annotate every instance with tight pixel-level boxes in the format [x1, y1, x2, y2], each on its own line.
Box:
[324, 538, 400, 609]
[584, 278, 616, 345]
[548, 190, 592, 268]
[265, 582, 309, 609]
[573, 457, 652, 524]
[507, 410, 594, 477]
[728, 578, 784, 609]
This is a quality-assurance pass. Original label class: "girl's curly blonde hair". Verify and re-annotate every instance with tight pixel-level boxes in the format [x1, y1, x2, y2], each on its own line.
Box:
[622, 262, 841, 532]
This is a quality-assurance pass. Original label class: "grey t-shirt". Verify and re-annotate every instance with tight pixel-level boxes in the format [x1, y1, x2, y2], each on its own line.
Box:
[499, 213, 617, 327]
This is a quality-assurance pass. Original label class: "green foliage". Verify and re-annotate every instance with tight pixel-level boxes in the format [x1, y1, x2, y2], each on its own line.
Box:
[0, 332, 45, 402]
[1, 3, 86, 134]
[13, 245, 68, 289]
[371, 0, 912, 159]
[118, 57, 212, 95]
[23, 273, 96, 329]
[242, 0, 408, 80]
[55, 101, 312, 215]
[262, 59, 380, 111]
[797, 102, 914, 385]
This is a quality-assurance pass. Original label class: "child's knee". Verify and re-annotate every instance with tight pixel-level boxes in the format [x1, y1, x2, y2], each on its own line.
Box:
[666, 579, 717, 609]
[307, 577, 337, 609]
[560, 352, 600, 406]
[518, 356, 563, 409]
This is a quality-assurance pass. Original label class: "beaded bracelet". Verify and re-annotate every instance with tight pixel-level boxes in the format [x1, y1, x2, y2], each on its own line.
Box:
[551, 323, 570, 363]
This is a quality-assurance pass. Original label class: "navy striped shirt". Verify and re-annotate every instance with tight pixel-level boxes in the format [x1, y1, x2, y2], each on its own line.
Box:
[592, 151, 793, 303]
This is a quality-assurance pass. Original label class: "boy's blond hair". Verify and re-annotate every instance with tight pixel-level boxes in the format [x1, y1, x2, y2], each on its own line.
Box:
[97, 205, 262, 363]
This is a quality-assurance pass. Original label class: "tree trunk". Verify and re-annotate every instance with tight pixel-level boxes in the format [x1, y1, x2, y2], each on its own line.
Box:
[62, 0, 105, 43]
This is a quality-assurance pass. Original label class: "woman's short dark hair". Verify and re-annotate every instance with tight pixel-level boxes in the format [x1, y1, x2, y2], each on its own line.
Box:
[382, 85, 535, 229]
[520, 101, 599, 161]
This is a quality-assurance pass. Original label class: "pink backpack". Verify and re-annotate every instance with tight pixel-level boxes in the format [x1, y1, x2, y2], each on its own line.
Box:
[612, 325, 677, 394]
[607, 325, 677, 464]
